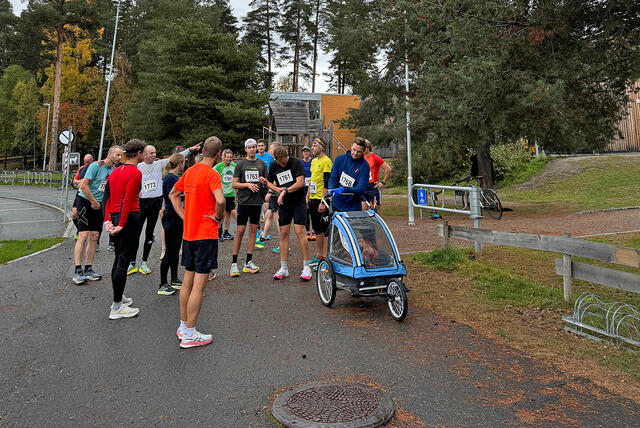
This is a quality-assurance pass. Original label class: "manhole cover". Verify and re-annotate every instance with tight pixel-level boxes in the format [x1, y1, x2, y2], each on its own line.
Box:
[271, 381, 395, 427]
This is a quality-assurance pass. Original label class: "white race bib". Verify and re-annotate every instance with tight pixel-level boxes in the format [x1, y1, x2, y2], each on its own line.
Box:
[304, 177, 311, 186]
[98, 181, 106, 192]
[276, 170, 293, 186]
[309, 181, 317, 194]
[143, 180, 157, 192]
[339, 172, 355, 187]
[245, 170, 259, 183]
[223, 174, 233, 183]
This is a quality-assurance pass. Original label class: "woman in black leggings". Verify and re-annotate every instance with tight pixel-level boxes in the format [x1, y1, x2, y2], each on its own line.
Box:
[158, 153, 185, 295]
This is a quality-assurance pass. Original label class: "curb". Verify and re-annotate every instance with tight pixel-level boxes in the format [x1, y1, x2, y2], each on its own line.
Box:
[572, 206, 640, 216]
[5, 242, 65, 265]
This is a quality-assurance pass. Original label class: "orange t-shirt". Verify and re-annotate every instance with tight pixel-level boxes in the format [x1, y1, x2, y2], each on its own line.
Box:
[173, 163, 222, 241]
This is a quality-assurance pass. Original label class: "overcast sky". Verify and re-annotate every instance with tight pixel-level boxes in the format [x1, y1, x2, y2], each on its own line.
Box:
[9, 0, 331, 92]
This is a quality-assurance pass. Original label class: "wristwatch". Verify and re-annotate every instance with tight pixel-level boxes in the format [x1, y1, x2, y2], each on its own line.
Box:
[380, 180, 386, 185]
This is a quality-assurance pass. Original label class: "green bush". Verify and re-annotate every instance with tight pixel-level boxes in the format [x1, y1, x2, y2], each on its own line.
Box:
[390, 142, 468, 186]
[413, 248, 467, 270]
[490, 141, 536, 182]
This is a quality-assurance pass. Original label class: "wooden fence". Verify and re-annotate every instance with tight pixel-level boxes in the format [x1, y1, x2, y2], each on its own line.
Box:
[436, 222, 640, 301]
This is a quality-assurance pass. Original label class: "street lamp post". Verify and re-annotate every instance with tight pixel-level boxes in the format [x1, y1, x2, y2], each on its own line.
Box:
[42, 103, 51, 171]
[98, 0, 121, 161]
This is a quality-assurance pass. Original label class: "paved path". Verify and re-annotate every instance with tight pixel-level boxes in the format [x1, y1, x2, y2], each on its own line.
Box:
[1, 229, 638, 426]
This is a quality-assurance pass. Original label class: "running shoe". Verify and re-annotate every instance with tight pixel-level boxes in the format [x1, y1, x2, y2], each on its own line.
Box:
[108, 304, 139, 320]
[243, 261, 260, 274]
[72, 271, 86, 285]
[180, 330, 213, 349]
[218, 234, 224, 242]
[264, 234, 271, 241]
[309, 256, 323, 267]
[170, 280, 182, 289]
[127, 262, 138, 275]
[272, 247, 280, 254]
[310, 232, 316, 241]
[139, 261, 151, 275]
[300, 266, 312, 281]
[256, 229, 261, 240]
[157, 283, 176, 296]
[254, 239, 265, 249]
[176, 327, 184, 340]
[306, 232, 313, 241]
[208, 270, 216, 281]
[74, 233, 78, 240]
[230, 263, 240, 278]
[83, 269, 102, 281]
[273, 268, 289, 280]
[223, 231, 233, 240]
[122, 295, 133, 306]
[107, 243, 115, 252]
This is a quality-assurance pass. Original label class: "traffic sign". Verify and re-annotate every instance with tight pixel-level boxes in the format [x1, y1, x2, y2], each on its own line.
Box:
[417, 188, 428, 205]
[69, 152, 80, 166]
[58, 129, 75, 146]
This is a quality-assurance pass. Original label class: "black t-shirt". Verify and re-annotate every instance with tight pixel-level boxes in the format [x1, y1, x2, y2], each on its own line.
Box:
[162, 173, 179, 219]
[234, 158, 268, 206]
[268, 157, 306, 206]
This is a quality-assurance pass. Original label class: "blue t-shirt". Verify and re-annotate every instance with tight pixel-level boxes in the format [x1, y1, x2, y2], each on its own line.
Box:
[328, 153, 370, 212]
[79, 162, 114, 203]
[257, 152, 274, 171]
[302, 158, 312, 178]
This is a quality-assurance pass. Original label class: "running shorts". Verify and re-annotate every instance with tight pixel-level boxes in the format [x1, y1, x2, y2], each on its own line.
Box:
[308, 199, 331, 235]
[278, 202, 307, 227]
[236, 205, 261, 226]
[224, 196, 236, 212]
[76, 197, 104, 232]
[181, 239, 218, 274]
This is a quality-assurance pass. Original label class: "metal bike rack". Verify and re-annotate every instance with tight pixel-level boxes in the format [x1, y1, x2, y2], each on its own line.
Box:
[563, 293, 640, 349]
[410, 183, 483, 251]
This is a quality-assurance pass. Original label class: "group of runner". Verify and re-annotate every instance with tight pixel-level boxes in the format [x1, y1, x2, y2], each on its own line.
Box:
[69, 135, 390, 349]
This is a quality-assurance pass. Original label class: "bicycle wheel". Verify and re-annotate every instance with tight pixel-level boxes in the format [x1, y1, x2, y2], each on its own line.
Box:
[453, 190, 469, 210]
[482, 189, 503, 220]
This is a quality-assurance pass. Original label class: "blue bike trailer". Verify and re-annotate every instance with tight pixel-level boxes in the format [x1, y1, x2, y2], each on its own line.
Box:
[328, 210, 407, 280]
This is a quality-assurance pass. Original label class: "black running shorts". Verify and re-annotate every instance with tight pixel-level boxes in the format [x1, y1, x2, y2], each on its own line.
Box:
[76, 197, 104, 232]
[181, 239, 218, 274]
[278, 202, 307, 227]
[224, 196, 236, 212]
[308, 199, 330, 235]
[236, 204, 261, 226]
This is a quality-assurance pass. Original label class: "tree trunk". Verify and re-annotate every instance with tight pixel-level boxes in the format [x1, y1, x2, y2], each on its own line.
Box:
[266, 0, 272, 83]
[3, 150, 6, 169]
[476, 141, 494, 189]
[293, 10, 301, 92]
[48, 26, 63, 171]
[311, 0, 320, 93]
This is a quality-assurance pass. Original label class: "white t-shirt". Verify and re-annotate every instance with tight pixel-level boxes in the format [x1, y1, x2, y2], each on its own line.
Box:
[138, 148, 190, 199]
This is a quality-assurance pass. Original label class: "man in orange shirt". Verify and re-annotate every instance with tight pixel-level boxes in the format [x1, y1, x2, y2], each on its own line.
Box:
[169, 136, 225, 349]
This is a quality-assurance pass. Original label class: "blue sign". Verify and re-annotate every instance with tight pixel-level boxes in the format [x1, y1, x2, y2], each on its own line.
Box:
[417, 189, 428, 205]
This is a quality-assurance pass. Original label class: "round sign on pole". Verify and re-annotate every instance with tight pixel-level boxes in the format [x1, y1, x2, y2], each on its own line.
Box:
[58, 129, 75, 146]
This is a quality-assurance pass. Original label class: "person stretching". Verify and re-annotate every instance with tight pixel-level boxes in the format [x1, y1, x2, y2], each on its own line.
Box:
[103, 139, 146, 320]
[169, 136, 225, 348]
[267, 146, 312, 281]
[128, 142, 201, 275]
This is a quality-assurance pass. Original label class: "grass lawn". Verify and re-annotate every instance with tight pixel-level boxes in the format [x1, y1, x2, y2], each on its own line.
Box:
[407, 233, 640, 403]
[0, 237, 65, 264]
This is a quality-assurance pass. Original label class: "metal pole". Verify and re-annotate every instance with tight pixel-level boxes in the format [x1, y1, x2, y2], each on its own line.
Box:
[62, 126, 72, 220]
[469, 186, 483, 252]
[405, 58, 415, 226]
[43, 103, 50, 171]
[98, 0, 121, 161]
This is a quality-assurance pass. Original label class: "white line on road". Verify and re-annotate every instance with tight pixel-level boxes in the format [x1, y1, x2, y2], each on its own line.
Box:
[0, 220, 58, 225]
[0, 207, 43, 212]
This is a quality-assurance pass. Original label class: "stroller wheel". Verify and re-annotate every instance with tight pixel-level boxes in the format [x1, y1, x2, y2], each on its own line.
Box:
[316, 260, 336, 307]
[387, 281, 408, 322]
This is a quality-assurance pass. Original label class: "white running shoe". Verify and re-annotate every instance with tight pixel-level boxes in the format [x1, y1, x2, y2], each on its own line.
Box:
[108, 304, 139, 320]
[300, 266, 312, 281]
[180, 330, 213, 348]
[122, 295, 133, 307]
[273, 268, 289, 280]
[176, 327, 184, 340]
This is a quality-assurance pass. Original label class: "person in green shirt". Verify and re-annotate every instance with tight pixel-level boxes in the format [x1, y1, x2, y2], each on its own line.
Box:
[214, 149, 237, 240]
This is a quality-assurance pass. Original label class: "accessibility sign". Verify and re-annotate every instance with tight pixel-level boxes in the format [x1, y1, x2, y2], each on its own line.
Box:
[417, 188, 428, 205]
[58, 129, 75, 146]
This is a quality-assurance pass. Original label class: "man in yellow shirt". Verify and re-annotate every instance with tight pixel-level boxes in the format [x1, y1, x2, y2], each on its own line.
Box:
[306, 138, 333, 267]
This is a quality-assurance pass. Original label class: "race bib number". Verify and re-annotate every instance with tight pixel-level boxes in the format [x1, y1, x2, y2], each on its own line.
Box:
[245, 170, 259, 183]
[276, 170, 293, 186]
[309, 181, 317, 194]
[143, 180, 157, 192]
[223, 174, 233, 183]
[98, 181, 106, 192]
[304, 177, 311, 186]
[339, 172, 355, 187]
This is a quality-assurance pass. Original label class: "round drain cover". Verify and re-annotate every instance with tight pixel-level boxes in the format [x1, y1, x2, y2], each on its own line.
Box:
[271, 381, 395, 427]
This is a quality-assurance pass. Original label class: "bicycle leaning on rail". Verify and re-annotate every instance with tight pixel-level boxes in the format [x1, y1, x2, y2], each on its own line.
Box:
[452, 175, 503, 220]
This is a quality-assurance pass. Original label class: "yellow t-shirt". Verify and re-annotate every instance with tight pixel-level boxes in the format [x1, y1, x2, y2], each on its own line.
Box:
[309, 155, 333, 200]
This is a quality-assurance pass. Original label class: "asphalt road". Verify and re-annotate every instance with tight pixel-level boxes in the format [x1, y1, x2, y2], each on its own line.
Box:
[1, 221, 638, 426]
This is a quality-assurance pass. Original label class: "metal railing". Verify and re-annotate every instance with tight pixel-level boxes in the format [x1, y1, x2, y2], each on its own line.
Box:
[0, 170, 55, 187]
[410, 183, 483, 251]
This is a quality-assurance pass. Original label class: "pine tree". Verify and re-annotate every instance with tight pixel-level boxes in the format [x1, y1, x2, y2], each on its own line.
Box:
[0, 0, 16, 75]
[243, 0, 280, 88]
[278, 0, 313, 91]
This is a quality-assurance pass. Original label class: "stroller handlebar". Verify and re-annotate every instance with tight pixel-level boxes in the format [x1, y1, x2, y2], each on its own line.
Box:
[320, 191, 370, 214]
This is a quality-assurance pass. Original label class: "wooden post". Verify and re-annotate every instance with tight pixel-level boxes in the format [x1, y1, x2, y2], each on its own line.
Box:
[563, 232, 572, 302]
[442, 220, 449, 249]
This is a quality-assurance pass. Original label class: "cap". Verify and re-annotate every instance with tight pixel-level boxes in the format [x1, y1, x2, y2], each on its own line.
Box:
[244, 138, 257, 148]
[302, 146, 311, 152]
[312, 138, 326, 149]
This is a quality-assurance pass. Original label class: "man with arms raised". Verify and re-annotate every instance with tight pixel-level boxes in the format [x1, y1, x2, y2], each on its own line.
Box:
[72, 146, 122, 284]
[169, 137, 225, 348]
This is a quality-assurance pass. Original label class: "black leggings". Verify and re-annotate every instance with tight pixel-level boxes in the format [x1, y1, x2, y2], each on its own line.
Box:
[111, 212, 142, 303]
[138, 196, 163, 262]
[160, 215, 183, 285]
